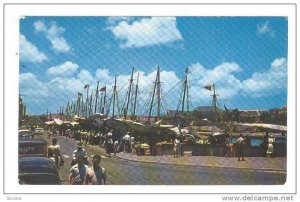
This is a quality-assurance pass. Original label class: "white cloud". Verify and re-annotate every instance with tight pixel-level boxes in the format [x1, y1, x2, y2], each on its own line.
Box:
[108, 17, 183, 48]
[187, 62, 243, 106]
[271, 57, 286, 67]
[49, 37, 70, 52]
[47, 61, 78, 77]
[95, 68, 112, 84]
[19, 34, 48, 63]
[257, 21, 275, 37]
[20, 72, 49, 98]
[34, 21, 71, 52]
[241, 58, 287, 97]
[107, 17, 133, 25]
[33, 21, 47, 32]
[77, 69, 95, 84]
[48, 77, 85, 98]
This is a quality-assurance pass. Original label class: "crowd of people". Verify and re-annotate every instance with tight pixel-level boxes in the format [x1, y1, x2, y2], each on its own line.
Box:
[47, 136, 107, 185]
[46, 125, 278, 168]
[47, 126, 136, 157]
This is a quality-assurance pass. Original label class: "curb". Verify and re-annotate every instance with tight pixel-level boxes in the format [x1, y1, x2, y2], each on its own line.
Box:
[115, 154, 287, 173]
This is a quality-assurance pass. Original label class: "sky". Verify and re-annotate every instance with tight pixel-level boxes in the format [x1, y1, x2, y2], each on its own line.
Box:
[19, 16, 288, 115]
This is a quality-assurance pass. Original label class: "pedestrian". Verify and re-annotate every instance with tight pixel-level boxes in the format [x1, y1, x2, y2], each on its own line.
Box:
[47, 129, 51, 139]
[266, 134, 275, 157]
[236, 134, 245, 161]
[114, 140, 119, 156]
[224, 136, 230, 157]
[106, 136, 114, 157]
[68, 155, 88, 185]
[173, 138, 180, 158]
[123, 132, 130, 153]
[85, 155, 107, 185]
[263, 132, 270, 157]
[47, 138, 64, 168]
[72, 142, 88, 166]
[130, 136, 135, 154]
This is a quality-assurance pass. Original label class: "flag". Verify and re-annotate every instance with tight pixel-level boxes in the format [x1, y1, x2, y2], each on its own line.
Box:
[84, 84, 89, 89]
[100, 86, 106, 91]
[204, 84, 212, 91]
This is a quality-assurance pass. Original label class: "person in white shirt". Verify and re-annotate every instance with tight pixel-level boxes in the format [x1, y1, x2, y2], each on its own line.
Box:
[71, 142, 88, 166]
[236, 134, 245, 161]
[174, 138, 180, 158]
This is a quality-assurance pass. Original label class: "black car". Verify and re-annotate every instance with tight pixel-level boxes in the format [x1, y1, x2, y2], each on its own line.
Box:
[19, 156, 61, 185]
[19, 129, 34, 140]
[18, 140, 47, 157]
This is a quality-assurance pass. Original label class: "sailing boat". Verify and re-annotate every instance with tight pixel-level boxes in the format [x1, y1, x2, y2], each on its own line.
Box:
[103, 65, 179, 142]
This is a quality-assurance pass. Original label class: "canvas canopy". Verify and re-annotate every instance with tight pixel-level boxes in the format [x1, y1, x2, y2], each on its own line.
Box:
[45, 121, 55, 125]
[53, 118, 64, 125]
[235, 123, 287, 132]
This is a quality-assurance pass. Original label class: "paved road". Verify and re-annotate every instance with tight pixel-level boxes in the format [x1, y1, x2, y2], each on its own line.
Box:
[43, 135, 286, 185]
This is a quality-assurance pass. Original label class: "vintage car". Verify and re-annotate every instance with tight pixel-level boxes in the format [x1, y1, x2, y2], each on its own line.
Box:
[19, 129, 34, 140]
[19, 156, 61, 185]
[18, 140, 47, 157]
[34, 127, 45, 135]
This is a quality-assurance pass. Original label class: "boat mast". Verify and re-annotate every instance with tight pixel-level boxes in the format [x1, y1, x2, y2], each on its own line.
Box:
[148, 66, 159, 123]
[99, 92, 103, 114]
[157, 65, 161, 118]
[125, 67, 134, 120]
[85, 84, 89, 117]
[112, 76, 117, 117]
[94, 81, 99, 114]
[77, 92, 81, 116]
[132, 72, 139, 120]
[89, 93, 93, 116]
[212, 83, 218, 123]
[81, 95, 83, 116]
[103, 87, 106, 115]
[181, 67, 189, 114]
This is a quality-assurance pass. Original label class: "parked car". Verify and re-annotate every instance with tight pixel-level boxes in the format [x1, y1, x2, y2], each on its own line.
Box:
[34, 127, 45, 135]
[19, 156, 61, 184]
[19, 129, 34, 140]
[18, 140, 47, 157]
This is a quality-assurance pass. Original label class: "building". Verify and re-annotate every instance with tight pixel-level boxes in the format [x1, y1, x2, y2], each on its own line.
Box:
[195, 106, 222, 122]
[239, 109, 266, 123]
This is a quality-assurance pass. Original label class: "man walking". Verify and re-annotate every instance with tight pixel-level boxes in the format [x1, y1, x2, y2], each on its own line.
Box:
[236, 134, 245, 161]
[72, 142, 88, 166]
[174, 138, 180, 158]
[47, 138, 64, 168]
[68, 155, 88, 185]
[85, 155, 107, 185]
[114, 140, 118, 156]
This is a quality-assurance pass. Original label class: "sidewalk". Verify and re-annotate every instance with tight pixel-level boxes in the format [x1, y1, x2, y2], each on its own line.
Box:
[115, 152, 287, 172]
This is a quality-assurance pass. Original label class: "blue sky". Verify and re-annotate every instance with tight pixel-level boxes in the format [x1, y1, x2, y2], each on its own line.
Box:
[19, 16, 288, 115]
